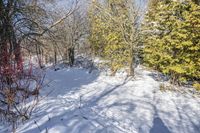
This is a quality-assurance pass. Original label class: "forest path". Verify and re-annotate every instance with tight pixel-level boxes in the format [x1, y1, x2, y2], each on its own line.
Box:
[2, 66, 200, 133]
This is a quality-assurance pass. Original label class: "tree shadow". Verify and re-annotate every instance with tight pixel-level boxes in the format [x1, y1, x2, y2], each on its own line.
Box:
[148, 72, 169, 82]
[16, 90, 200, 133]
[44, 67, 100, 97]
[150, 117, 171, 133]
[85, 76, 130, 106]
[12, 67, 200, 133]
[16, 76, 132, 133]
[106, 101, 136, 112]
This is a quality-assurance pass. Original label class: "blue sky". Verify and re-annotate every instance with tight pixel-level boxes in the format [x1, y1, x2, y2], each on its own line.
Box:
[55, 0, 148, 12]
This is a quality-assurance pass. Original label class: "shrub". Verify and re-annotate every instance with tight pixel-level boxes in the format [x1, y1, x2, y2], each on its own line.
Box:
[0, 61, 44, 132]
[193, 83, 200, 92]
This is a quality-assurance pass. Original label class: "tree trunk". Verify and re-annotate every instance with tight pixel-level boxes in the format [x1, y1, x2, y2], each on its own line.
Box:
[45, 54, 49, 64]
[12, 121, 16, 133]
[54, 48, 57, 65]
[14, 43, 23, 71]
[36, 44, 43, 68]
[68, 47, 75, 67]
[129, 46, 134, 76]
[1, 43, 9, 69]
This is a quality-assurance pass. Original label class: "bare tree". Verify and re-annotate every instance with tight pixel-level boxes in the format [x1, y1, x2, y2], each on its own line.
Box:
[43, 4, 88, 67]
[0, 0, 79, 132]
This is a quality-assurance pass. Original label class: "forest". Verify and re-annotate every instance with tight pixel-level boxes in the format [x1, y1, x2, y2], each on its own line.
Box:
[0, 0, 200, 133]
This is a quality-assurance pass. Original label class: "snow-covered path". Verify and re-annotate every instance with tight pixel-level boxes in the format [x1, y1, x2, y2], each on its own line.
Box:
[1, 67, 200, 133]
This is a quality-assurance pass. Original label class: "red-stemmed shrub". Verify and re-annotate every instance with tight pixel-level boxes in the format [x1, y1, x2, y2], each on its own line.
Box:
[0, 53, 44, 132]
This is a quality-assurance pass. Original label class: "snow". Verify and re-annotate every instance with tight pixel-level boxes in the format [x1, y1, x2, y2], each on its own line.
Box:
[1, 66, 200, 133]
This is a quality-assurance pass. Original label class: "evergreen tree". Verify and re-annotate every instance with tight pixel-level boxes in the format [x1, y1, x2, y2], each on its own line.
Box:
[89, 0, 139, 75]
[143, 0, 200, 84]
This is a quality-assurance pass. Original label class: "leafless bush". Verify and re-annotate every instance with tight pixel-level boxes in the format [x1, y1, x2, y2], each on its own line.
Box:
[0, 62, 44, 132]
[74, 56, 98, 73]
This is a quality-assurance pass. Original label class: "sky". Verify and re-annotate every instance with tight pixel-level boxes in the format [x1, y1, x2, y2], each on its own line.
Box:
[54, 0, 149, 13]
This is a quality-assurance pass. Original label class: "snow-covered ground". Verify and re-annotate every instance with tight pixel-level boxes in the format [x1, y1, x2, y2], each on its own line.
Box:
[1, 66, 200, 133]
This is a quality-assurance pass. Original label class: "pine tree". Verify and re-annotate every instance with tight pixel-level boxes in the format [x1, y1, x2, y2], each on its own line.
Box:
[89, 0, 139, 75]
[143, 0, 200, 84]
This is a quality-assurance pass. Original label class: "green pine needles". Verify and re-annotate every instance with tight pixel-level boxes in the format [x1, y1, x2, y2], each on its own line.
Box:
[143, 0, 200, 84]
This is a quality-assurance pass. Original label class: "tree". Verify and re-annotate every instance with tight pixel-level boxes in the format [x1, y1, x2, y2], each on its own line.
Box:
[142, 0, 200, 84]
[43, 5, 86, 67]
[65, 10, 87, 66]
[89, 0, 140, 76]
[0, 0, 78, 131]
